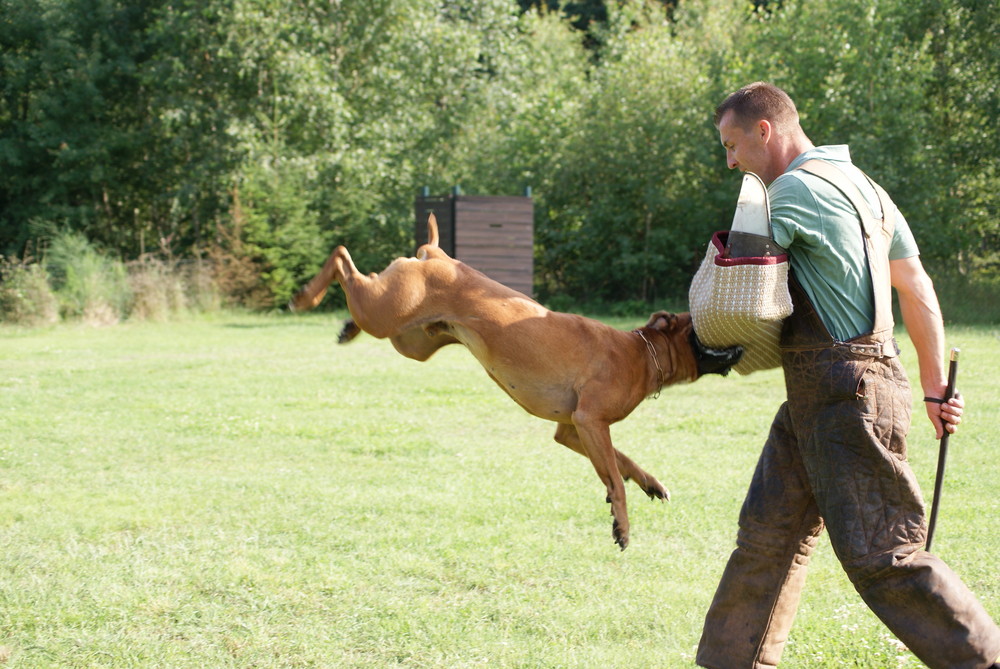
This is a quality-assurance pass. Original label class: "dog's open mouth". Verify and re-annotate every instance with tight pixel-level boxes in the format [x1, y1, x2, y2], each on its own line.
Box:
[690, 330, 743, 377]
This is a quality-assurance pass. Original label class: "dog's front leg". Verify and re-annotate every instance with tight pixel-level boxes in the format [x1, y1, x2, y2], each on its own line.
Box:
[553, 423, 670, 503]
[570, 410, 630, 550]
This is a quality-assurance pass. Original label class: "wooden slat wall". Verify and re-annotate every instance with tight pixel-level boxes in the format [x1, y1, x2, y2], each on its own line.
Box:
[454, 196, 533, 297]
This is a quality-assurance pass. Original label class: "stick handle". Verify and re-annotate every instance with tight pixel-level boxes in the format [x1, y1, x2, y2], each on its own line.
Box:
[926, 347, 960, 552]
[944, 348, 959, 401]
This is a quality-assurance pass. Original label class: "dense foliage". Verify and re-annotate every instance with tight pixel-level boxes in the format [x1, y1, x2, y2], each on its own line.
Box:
[2, 0, 997, 311]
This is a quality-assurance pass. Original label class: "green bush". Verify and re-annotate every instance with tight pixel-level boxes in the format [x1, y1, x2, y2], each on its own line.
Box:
[45, 232, 130, 325]
[0, 258, 60, 326]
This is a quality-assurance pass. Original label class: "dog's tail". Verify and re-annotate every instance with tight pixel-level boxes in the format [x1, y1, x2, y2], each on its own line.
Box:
[416, 213, 441, 260]
[427, 213, 439, 247]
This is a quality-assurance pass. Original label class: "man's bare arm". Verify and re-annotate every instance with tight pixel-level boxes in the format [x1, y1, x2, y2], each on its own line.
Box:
[890, 256, 963, 438]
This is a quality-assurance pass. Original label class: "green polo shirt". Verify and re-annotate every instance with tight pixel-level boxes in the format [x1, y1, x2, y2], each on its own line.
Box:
[768, 145, 919, 341]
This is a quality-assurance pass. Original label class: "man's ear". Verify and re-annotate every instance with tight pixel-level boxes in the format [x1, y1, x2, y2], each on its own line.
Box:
[758, 119, 773, 144]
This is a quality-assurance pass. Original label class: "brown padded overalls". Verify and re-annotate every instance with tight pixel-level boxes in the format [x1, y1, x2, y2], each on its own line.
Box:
[696, 161, 1000, 669]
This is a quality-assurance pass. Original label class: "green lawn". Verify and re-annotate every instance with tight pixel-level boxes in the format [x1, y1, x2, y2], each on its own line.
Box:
[1, 313, 997, 667]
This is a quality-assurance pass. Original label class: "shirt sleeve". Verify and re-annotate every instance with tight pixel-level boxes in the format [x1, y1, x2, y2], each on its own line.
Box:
[888, 207, 919, 260]
[768, 172, 819, 250]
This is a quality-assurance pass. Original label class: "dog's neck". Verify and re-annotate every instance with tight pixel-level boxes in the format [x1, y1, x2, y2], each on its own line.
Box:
[634, 329, 665, 398]
[633, 326, 698, 398]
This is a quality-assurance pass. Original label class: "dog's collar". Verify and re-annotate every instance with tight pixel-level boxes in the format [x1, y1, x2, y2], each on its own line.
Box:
[633, 329, 664, 399]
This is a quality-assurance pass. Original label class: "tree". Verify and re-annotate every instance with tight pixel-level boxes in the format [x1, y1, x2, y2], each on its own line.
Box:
[0, 0, 162, 256]
[2, 0, 996, 310]
[529, 0, 743, 303]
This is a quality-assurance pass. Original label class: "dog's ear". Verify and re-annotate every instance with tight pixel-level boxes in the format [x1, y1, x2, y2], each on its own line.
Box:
[645, 310, 692, 333]
[645, 310, 674, 331]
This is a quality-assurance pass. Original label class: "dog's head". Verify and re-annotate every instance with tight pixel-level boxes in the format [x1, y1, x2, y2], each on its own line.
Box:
[644, 310, 742, 378]
[688, 329, 743, 377]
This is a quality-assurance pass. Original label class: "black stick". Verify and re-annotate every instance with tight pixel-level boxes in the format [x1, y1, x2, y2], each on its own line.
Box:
[925, 347, 960, 552]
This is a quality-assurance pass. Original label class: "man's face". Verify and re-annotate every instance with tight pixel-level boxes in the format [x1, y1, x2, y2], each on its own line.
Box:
[718, 109, 771, 182]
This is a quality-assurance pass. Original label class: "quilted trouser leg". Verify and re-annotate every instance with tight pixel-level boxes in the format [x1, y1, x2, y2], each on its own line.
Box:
[697, 403, 824, 669]
[793, 354, 1000, 669]
[851, 550, 1000, 669]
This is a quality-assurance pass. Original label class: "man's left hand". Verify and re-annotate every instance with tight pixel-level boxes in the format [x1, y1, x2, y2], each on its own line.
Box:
[926, 393, 964, 440]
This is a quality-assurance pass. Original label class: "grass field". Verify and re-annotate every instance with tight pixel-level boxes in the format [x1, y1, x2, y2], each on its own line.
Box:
[1, 312, 998, 667]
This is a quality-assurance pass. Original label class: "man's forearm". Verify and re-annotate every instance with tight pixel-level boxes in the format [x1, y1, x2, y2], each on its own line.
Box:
[896, 270, 948, 398]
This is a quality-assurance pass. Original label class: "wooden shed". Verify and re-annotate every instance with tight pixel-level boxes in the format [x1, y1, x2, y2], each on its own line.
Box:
[415, 190, 534, 297]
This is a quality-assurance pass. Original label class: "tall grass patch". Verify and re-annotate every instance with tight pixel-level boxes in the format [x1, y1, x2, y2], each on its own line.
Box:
[0, 234, 225, 326]
[127, 258, 189, 322]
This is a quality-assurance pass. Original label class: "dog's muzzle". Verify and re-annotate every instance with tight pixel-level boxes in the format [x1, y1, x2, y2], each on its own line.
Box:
[690, 330, 743, 377]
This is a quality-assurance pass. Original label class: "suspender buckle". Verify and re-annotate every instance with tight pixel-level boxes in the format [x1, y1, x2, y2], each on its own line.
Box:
[844, 339, 899, 358]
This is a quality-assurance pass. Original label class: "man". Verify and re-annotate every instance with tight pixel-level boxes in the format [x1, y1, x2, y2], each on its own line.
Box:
[696, 82, 1000, 669]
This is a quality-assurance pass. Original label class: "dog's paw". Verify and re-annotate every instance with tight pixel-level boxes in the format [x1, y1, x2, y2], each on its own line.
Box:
[337, 319, 362, 344]
[635, 473, 671, 502]
[646, 483, 671, 503]
[612, 519, 629, 551]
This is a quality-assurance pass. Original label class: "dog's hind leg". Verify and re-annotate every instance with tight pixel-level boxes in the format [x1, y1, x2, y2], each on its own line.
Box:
[289, 246, 354, 312]
[295, 246, 415, 339]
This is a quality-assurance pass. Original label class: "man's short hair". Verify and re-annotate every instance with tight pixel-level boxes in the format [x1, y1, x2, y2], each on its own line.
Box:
[714, 82, 799, 130]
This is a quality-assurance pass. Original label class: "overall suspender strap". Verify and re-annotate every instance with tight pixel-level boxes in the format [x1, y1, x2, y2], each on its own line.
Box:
[795, 160, 896, 337]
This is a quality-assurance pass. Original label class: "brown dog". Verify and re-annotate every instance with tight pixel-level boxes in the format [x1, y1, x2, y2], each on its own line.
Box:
[290, 215, 740, 549]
